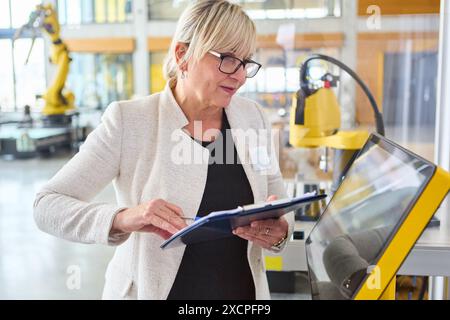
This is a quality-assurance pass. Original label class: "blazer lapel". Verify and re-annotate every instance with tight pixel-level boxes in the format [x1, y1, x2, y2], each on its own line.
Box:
[225, 101, 268, 204]
[151, 83, 267, 210]
[159, 82, 189, 130]
[140, 84, 210, 221]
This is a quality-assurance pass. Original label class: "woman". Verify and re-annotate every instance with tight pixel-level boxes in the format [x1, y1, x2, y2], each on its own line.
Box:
[33, 0, 294, 300]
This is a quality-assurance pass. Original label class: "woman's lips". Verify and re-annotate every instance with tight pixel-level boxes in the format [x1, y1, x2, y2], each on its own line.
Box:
[220, 86, 236, 95]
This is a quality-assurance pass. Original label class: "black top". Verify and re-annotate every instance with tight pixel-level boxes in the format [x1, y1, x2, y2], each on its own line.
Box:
[167, 111, 256, 300]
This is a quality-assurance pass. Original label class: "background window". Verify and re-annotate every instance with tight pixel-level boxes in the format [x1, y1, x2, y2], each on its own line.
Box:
[95, 54, 133, 107]
[244, 0, 341, 20]
[383, 52, 437, 128]
[57, 0, 132, 25]
[13, 38, 46, 112]
[0, 39, 14, 112]
[11, 0, 41, 28]
[357, 30, 440, 161]
[95, 0, 107, 23]
[0, 0, 11, 28]
[81, 0, 94, 23]
[381, 51, 438, 160]
[238, 47, 340, 110]
[148, 0, 342, 20]
[149, 52, 167, 94]
[67, 53, 134, 109]
[68, 54, 98, 108]
[67, 0, 82, 25]
[57, 0, 67, 25]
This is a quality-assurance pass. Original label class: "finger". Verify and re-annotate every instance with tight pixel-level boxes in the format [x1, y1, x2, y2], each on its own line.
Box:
[158, 206, 184, 223]
[154, 229, 173, 240]
[234, 227, 279, 244]
[247, 228, 280, 241]
[148, 214, 180, 235]
[164, 202, 184, 216]
[251, 218, 288, 235]
[159, 204, 182, 218]
[250, 232, 284, 249]
[146, 198, 165, 210]
[234, 231, 272, 249]
[138, 224, 158, 233]
[142, 206, 187, 232]
[250, 219, 282, 233]
[235, 225, 282, 241]
[157, 206, 188, 229]
[267, 195, 278, 201]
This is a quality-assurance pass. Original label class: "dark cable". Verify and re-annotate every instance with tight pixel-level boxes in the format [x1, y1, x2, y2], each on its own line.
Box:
[418, 276, 428, 300]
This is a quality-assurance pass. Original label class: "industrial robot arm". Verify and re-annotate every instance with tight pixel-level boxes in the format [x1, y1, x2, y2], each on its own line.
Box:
[13, 4, 74, 116]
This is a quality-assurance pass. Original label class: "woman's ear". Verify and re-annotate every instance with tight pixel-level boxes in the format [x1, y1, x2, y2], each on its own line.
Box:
[175, 42, 188, 71]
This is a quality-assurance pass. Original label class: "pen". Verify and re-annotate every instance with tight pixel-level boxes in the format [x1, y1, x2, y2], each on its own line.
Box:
[180, 216, 200, 221]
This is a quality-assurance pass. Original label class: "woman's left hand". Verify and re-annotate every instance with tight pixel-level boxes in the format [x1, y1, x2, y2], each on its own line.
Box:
[232, 195, 289, 250]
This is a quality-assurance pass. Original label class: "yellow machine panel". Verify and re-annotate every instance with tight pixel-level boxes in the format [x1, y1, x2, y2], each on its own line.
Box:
[305, 133, 450, 300]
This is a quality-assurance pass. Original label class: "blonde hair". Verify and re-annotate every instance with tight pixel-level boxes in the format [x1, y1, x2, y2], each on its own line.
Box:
[163, 0, 257, 81]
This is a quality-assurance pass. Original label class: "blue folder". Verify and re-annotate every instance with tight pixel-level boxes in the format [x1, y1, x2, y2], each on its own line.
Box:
[160, 192, 327, 249]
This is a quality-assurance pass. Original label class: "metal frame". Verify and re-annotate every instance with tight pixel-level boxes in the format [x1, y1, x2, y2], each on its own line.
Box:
[435, 0, 450, 172]
[429, 0, 450, 301]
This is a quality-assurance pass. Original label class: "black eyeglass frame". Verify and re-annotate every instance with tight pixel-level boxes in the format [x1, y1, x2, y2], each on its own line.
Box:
[209, 50, 262, 78]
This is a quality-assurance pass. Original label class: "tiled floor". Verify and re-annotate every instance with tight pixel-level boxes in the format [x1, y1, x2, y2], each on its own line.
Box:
[0, 153, 116, 299]
[0, 152, 310, 300]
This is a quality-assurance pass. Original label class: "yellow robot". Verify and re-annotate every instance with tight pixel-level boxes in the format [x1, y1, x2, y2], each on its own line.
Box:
[14, 3, 74, 118]
[290, 54, 385, 192]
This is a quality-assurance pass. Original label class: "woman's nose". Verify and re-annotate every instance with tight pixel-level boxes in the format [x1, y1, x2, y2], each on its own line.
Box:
[230, 66, 247, 84]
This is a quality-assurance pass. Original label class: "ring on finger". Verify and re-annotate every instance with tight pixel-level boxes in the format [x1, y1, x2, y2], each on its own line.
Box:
[265, 227, 270, 236]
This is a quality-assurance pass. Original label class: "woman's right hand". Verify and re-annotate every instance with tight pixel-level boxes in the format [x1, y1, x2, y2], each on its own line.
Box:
[111, 199, 188, 240]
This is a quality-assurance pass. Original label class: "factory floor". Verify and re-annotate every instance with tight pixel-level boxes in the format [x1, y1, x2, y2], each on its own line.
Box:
[0, 152, 311, 300]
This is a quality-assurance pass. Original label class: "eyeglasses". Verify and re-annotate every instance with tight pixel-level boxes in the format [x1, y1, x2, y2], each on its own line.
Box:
[209, 50, 262, 78]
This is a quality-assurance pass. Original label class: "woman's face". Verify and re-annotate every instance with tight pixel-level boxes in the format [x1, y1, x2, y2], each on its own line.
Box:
[184, 50, 248, 109]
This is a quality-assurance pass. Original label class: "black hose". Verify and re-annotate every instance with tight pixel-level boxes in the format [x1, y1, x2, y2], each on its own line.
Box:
[418, 276, 428, 300]
[300, 54, 385, 136]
